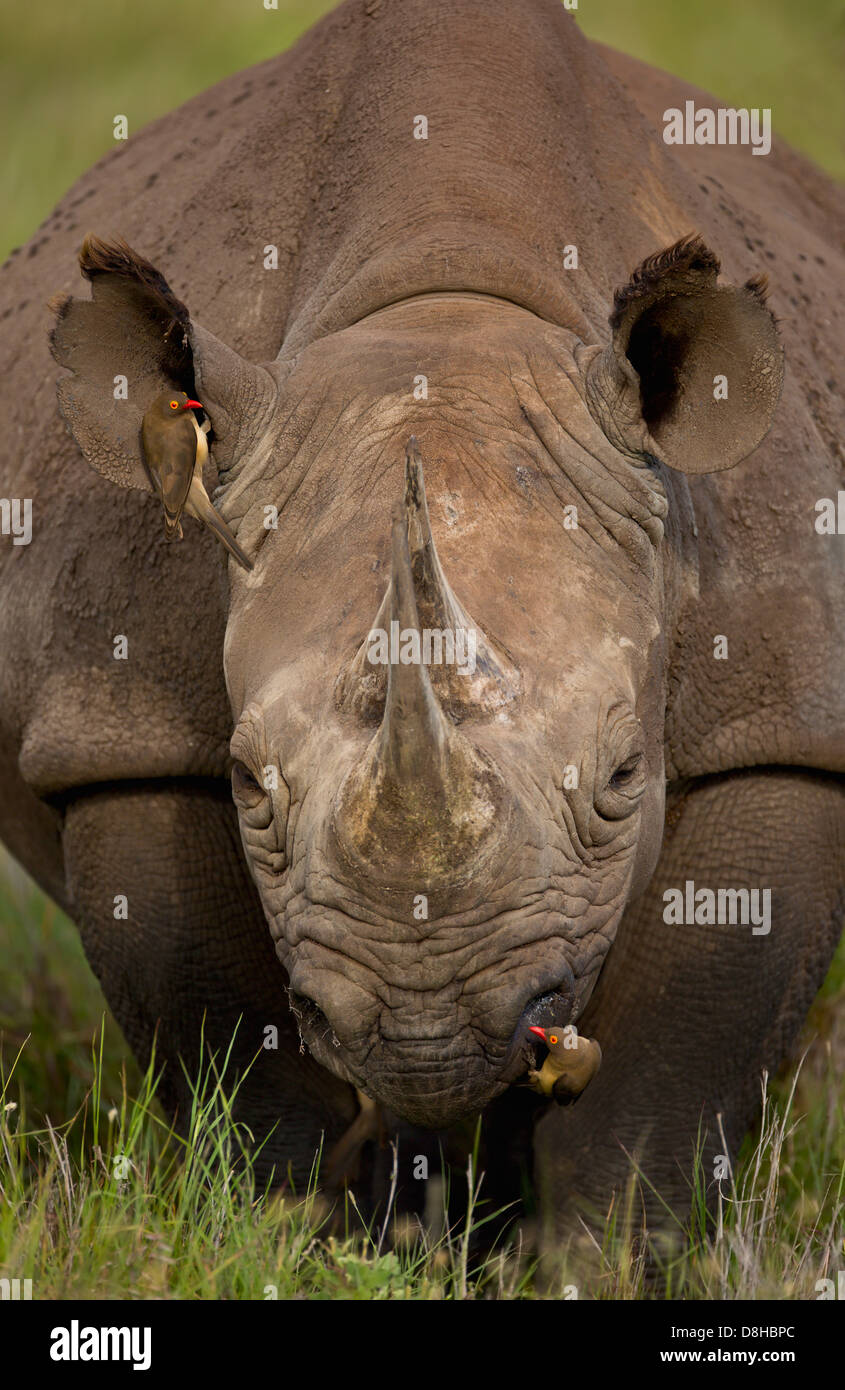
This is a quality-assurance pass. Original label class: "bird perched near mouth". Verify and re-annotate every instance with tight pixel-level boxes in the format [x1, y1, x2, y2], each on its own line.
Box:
[527, 1025, 602, 1104]
[140, 390, 253, 570]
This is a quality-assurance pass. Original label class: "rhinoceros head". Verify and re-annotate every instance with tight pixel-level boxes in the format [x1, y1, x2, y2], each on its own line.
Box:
[50, 234, 782, 1126]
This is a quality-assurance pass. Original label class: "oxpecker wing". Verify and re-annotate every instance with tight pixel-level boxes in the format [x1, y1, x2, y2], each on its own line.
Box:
[527, 1026, 602, 1103]
[140, 390, 253, 570]
[141, 391, 198, 539]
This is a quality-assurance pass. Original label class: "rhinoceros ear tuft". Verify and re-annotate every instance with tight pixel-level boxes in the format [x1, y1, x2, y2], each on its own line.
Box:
[584, 235, 784, 476]
[78, 233, 193, 337]
[49, 235, 273, 492]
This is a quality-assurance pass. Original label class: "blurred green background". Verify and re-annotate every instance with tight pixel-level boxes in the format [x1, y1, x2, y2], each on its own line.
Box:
[0, 0, 843, 1122]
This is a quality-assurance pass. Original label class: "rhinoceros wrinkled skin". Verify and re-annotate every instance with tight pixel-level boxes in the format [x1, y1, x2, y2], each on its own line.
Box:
[1, 0, 843, 1244]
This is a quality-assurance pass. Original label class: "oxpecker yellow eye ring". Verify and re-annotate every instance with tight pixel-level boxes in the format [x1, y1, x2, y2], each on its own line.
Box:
[169, 400, 179, 409]
[550, 1034, 558, 1045]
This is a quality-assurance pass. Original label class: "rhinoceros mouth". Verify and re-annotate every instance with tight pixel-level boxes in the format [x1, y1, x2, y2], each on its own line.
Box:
[497, 982, 578, 1085]
[287, 968, 580, 1114]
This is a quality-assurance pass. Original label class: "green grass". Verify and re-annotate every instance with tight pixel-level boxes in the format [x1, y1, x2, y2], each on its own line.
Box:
[0, 994, 841, 1299]
[1, 849, 843, 1299]
[0, 1042, 518, 1301]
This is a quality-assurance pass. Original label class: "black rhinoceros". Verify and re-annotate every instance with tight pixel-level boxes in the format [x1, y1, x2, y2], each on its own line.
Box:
[1, 0, 842, 1243]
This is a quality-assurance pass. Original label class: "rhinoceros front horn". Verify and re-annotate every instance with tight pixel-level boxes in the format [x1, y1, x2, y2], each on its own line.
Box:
[332, 440, 516, 888]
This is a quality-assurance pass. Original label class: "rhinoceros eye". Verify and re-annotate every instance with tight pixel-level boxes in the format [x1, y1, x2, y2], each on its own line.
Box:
[231, 760, 266, 808]
[594, 749, 646, 821]
[608, 754, 642, 791]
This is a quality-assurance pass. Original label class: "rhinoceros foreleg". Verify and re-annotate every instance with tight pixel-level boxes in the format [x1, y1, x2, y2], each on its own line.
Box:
[60, 780, 357, 1188]
[532, 767, 845, 1264]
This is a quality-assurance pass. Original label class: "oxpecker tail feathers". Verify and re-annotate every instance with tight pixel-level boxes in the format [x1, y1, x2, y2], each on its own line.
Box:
[186, 481, 253, 572]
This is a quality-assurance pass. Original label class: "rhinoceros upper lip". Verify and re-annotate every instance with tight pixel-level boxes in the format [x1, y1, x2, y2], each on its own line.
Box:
[289, 973, 577, 1090]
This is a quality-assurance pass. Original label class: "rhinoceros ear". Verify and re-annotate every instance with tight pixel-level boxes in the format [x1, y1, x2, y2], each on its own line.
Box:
[49, 235, 275, 490]
[582, 235, 783, 475]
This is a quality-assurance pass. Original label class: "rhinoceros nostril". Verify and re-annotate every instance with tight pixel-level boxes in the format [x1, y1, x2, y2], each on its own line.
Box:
[287, 989, 339, 1050]
[521, 986, 576, 1033]
[499, 978, 577, 1084]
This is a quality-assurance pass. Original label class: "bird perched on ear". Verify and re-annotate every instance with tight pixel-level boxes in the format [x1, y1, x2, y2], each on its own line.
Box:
[140, 390, 253, 571]
[527, 1025, 602, 1104]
